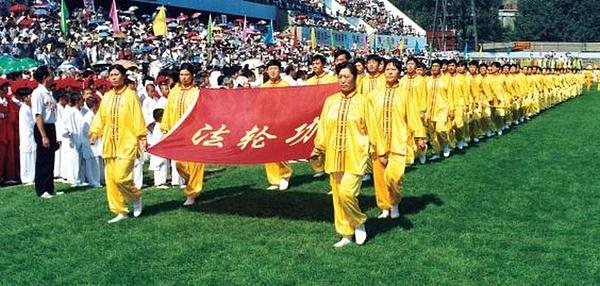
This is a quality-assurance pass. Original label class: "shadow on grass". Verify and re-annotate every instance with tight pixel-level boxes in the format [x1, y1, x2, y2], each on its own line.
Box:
[142, 184, 443, 235]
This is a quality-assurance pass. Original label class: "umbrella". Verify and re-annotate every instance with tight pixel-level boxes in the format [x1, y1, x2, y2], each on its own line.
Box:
[167, 22, 179, 28]
[120, 21, 133, 28]
[17, 18, 34, 27]
[141, 46, 155, 53]
[33, 9, 48, 16]
[241, 58, 264, 69]
[95, 25, 111, 31]
[114, 60, 138, 69]
[0, 58, 41, 75]
[257, 20, 267, 25]
[55, 78, 83, 91]
[166, 18, 175, 23]
[186, 31, 199, 38]
[177, 13, 188, 21]
[57, 63, 80, 71]
[192, 12, 202, 19]
[10, 4, 28, 13]
[143, 36, 158, 42]
[88, 19, 104, 25]
[113, 32, 127, 39]
[98, 32, 110, 38]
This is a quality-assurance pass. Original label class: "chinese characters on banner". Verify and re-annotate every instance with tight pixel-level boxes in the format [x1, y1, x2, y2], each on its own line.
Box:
[148, 84, 339, 164]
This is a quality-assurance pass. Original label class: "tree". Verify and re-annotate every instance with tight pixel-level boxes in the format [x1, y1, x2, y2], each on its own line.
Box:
[515, 0, 600, 41]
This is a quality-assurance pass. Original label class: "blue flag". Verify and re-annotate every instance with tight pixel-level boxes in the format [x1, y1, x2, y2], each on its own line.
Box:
[264, 19, 274, 45]
[463, 42, 469, 58]
[414, 41, 421, 54]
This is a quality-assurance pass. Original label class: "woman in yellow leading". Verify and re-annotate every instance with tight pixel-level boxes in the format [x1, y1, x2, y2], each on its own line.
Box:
[261, 60, 293, 190]
[161, 63, 205, 206]
[89, 65, 146, 224]
[311, 62, 387, 248]
[367, 59, 427, 220]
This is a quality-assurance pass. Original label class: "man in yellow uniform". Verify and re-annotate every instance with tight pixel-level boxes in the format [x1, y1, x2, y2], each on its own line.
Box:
[261, 60, 293, 190]
[478, 63, 496, 137]
[89, 64, 146, 223]
[359, 54, 386, 95]
[426, 59, 452, 160]
[399, 57, 428, 164]
[485, 62, 509, 135]
[312, 62, 387, 247]
[306, 54, 338, 178]
[501, 64, 516, 129]
[452, 60, 471, 149]
[367, 58, 426, 219]
[161, 63, 205, 206]
[514, 64, 529, 123]
[467, 60, 485, 141]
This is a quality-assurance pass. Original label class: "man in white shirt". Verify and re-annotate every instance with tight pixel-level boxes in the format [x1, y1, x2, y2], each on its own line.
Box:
[17, 88, 36, 185]
[80, 97, 101, 187]
[31, 66, 62, 198]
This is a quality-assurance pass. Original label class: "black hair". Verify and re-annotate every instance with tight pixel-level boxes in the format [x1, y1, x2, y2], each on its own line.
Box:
[366, 54, 380, 63]
[333, 49, 351, 62]
[16, 87, 33, 98]
[180, 63, 195, 74]
[335, 62, 358, 79]
[406, 57, 419, 65]
[311, 54, 327, 65]
[384, 58, 403, 72]
[447, 59, 457, 65]
[33, 65, 51, 83]
[431, 59, 443, 66]
[266, 59, 282, 69]
[85, 97, 98, 109]
[468, 60, 479, 66]
[491, 62, 502, 69]
[153, 108, 164, 122]
[353, 58, 366, 66]
[458, 60, 468, 67]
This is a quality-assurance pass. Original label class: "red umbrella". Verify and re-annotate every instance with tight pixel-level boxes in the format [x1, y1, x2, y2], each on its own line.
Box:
[10, 4, 28, 13]
[55, 78, 83, 91]
[10, 79, 37, 91]
[186, 31, 199, 38]
[295, 15, 307, 20]
[177, 13, 188, 21]
[143, 36, 158, 42]
[17, 18, 34, 27]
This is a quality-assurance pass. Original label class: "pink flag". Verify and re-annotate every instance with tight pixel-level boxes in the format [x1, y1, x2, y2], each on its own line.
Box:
[241, 16, 248, 41]
[109, 0, 120, 34]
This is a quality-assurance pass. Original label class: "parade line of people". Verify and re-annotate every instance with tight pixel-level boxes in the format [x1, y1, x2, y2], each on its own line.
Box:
[1, 51, 586, 247]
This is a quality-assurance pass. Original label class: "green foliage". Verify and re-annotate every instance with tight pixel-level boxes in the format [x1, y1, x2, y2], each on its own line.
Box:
[2, 88, 600, 284]
[515, 0, 600, 41]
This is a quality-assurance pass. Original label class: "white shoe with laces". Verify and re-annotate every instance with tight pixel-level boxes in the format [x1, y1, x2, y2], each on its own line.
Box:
[443, 146, 451, 158]
[418, 155, 427, 164]
[183, 196, 196, 206]
[40, 192, 53, 199]
[333, 236, 353, 248]
[378, 209, 390, 219]
[390, 204, 400, 219]
[313, 172, 325, 178]
[107, 214, 128, 224]
[266, 185, 279, 190]
[133, 199, 143, 217]
[354, 224, 367, 245]
[278, 178, 289, 191]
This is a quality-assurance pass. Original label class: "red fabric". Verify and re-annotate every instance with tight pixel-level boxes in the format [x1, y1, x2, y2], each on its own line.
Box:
[0, 96, 19, 181]
[149, 84, 339, 164]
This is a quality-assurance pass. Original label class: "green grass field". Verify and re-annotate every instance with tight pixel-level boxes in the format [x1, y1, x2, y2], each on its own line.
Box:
[2, 89, 600, 285]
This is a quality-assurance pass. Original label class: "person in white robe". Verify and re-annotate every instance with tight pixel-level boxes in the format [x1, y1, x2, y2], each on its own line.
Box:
[61, 93, 85, 187]
[17, 88, 36, 185]
[80, 97, 100, 187]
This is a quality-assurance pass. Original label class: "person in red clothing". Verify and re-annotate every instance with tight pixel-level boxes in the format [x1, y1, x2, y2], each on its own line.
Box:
[0, 79, 21, 185]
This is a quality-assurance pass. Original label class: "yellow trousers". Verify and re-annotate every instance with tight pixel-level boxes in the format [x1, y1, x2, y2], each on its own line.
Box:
[265, 162, 292, 186]
[105, 158, 142, 215]
[329, 172, 367, 236]
[372, 155, 405, 210]
[176, 161, 205, 197]
[427, 121, 450, 154]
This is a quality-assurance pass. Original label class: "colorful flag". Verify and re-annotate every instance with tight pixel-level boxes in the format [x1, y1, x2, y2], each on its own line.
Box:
[60, 0, 69, 35]
[414, 41, 421, 54]
[310, 27, 317, 50]
[152, 6, 167, 37]
[264, 19, 274, 45]
[207, 14, 213, 44]
[241, 16, 248, 41]
[109, 0, 120, 34]
[329, 29, 334, 48]
[398, 39, 404, 55]
[292, 27, 298, 49]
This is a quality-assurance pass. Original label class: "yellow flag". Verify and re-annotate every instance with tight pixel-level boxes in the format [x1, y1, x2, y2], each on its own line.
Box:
[398, 39, 404, 55]
[153, 6, 167, 37]
[310, 27, 317, 49]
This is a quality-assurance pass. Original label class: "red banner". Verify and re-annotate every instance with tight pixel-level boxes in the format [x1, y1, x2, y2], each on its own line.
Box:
[148, 84, 339, 164]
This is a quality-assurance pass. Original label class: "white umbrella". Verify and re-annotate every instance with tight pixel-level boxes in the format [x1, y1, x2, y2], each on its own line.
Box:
[95, 25, 111, 31]
[57, 63, 80, 71]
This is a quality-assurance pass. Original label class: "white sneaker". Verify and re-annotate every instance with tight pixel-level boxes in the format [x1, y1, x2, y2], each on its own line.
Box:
[157, 185, 169, 189]
[327, 191, 333, 195]
[513, 120, 520, 125]
[473, 137, 480, 143]
[418, 155, 426, 164]
[25, 182, 34, 186]
[266, 185, 279, 190]
[179, 185, 186, 189]
[443, 146, 451, 158]
[390, 204, 400, 219]
[107, 214, 128, 224]
[278, 178, 289, 191]
[457, 140, 464, 150]
[497, 129, 503, 136]
[428, 154, 441, 161]
[520, 117, 525, 123]
[333, 236, 354, 248]
[313, 172, 325, 178]
[361, 174, 372, 182]
[377, 209, 390, 219]
[40, 192, 53, 199]
[486, 131, 494, 138]
[183, 196, 196, 206]
[133, 199, 143, 217]
[354, 224, 367, 245]
[463, 142, 469, 148]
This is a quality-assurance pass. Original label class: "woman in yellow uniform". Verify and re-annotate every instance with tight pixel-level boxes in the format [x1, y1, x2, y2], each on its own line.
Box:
[312, 62, 387, 248]
[161, 63, 205, 206]
[89, 65, 146, 223]
[426, 59, 452, 160]
[261, 60, 293, 190]
[367, 58, 426, 220]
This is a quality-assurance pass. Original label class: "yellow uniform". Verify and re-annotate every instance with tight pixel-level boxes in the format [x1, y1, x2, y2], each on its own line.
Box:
[426, 75, 452, 154]
[367, 83, 425, 210]
[260, 79, 293, 187]
[161, 84, 205, 198]
[89, 87, 146, 215]
[359, 73, 386, 95]
[306, 72, 338, 85]
[467, 73, 485, 138]
[314, 91, 386, 236]
[399, 74, 427, 163]
[447, 73, 470, 144]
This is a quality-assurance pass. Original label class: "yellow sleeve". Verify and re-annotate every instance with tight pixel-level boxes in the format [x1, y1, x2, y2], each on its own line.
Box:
[160, 88, 178, 133]
[405, 91, 426, 138]
[129, 92, 148, 139]
[364, 96, 387, 157]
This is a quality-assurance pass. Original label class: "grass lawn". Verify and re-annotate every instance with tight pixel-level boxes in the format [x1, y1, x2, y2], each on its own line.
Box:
[1, 89, 600, 285]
